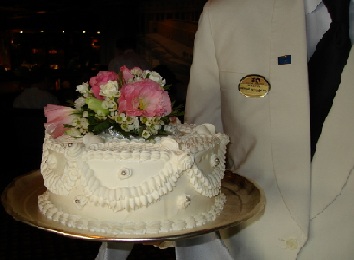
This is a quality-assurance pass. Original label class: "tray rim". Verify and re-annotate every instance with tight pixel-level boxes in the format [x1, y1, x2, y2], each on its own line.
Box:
[1, 170, 265, 242]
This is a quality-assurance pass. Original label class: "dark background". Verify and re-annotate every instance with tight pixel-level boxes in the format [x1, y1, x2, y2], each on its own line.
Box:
[0, 1, 207, 259]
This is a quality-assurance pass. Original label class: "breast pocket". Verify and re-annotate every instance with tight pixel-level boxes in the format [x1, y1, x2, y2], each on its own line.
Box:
[218, 71, 271, 170]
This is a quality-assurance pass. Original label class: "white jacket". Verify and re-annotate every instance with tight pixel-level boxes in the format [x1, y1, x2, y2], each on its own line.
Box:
[180, 0, 354, 259]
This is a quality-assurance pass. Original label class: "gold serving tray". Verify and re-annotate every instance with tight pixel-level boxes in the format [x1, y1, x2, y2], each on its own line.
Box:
[1, 170, 265, 242]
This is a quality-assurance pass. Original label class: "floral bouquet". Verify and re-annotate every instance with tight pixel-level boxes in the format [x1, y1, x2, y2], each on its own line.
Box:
[44, 65, 183, 140]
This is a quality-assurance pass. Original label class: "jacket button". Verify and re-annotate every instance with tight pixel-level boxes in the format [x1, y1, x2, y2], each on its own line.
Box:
[284, 238, 299, 250]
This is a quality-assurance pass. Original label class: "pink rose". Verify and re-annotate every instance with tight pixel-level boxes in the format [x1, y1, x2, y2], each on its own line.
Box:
[89, 71, 118, 100]
[44, 104, 76, 138]
[120, 65, 134, 82]
[118, 79, 172, 117]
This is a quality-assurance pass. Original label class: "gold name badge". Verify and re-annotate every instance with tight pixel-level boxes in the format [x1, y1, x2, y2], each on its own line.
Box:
[238, 74, 271, 97]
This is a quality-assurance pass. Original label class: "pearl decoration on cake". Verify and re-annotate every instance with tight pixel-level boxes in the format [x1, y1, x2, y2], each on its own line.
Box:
[215, 158, 220, 166]
[118, 168, 132, 179]
[210, 154, 220, 167]
[73, 195, 88, 209]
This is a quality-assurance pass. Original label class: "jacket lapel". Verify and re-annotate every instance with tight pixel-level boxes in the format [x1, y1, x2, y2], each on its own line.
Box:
[311, 47, 354, 217]
[269, 0, 311, 233]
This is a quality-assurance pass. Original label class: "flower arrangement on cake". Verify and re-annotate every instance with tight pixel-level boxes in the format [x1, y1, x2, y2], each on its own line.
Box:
[45, 65, 183, 140]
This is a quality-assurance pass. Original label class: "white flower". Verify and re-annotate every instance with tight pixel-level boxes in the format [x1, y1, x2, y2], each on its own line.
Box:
[99, 80, 120, 98]
[120, 123, 130, 132]
[76, 82, 89, 95]
[112, 112, 125, 123]
[142, 130, 151, 139]
[71, 117, 88, 130]
[146, 71, 165, 86]
[102, 98, 117, 110]
[132, 75, 143, 82]
[132, 117, 139, 129]
[95, 110, 107, 120]
[79, 117, 89, 129]
[74, 97, 86, 109]
[130, 67, 143, 76]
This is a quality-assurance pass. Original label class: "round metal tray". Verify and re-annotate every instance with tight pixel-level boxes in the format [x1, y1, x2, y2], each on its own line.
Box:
[2, 170, 265, 242]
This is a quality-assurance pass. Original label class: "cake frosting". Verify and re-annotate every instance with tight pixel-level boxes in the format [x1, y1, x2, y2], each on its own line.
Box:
[38, 123, 229, 235]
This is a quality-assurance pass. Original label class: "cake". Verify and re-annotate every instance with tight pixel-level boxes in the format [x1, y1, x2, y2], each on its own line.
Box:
[38, 66, 229, 235]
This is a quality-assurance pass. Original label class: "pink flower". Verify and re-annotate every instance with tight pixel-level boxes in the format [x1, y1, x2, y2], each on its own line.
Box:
[120, 65, 134, 82]
[118, 79, 172, 117]
[89, 71, 118, 100]
[44, 104, 76, 138]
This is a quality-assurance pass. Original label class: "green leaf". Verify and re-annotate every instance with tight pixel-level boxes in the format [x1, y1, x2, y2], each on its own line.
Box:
[91, 120, 111, 134]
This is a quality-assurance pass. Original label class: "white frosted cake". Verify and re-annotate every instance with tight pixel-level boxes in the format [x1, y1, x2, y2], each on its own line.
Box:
[37, 66, 229, 235]
[38, 123, 229, 234]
